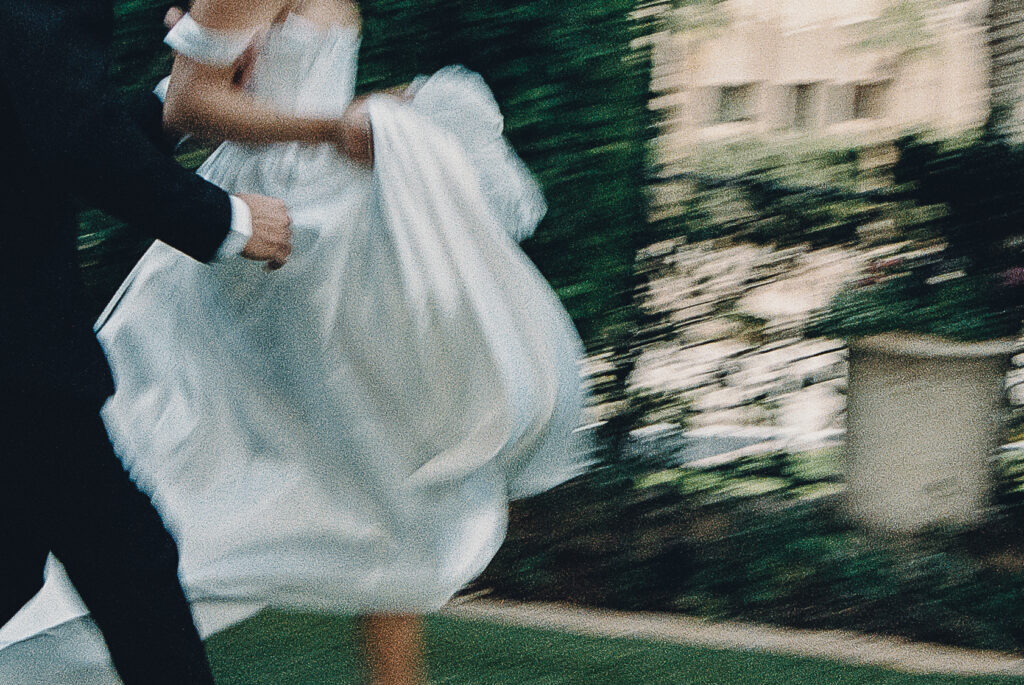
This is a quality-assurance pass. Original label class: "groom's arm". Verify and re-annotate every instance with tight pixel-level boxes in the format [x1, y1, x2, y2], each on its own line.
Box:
[0, 0, 232, 263]
[123, 89, 182, 157]
[123, 6, 194, 156]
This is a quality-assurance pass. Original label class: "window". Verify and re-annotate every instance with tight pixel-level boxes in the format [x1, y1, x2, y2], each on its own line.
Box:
[715, 84, 756, 124]
[853, 81, 890, 120]
[792, 83, 817, 130]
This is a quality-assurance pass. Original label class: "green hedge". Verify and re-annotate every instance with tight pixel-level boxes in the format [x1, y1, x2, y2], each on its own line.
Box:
[86, 1, 655, 348]
[476, 450, 1024, 653]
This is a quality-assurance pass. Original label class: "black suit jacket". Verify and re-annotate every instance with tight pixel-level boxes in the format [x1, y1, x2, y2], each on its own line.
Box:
[0, 0, 232, 406]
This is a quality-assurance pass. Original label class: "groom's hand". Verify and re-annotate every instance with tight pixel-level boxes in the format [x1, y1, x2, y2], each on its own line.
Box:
[236, 193, 293, 270]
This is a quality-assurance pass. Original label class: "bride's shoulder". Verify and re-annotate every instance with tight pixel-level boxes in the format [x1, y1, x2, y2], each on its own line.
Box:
[189, 0, 292, 32]
[186, 0, 360, 36]
[287, 0, 361, 31]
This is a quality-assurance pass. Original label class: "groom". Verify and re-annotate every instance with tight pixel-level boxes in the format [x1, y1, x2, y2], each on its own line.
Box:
[0, 0, 293, 683]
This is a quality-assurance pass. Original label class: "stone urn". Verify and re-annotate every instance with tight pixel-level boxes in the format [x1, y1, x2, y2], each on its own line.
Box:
[844, 334, 1018, 534]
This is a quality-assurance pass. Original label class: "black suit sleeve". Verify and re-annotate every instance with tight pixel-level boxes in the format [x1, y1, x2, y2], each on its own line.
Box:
[123, 89, 181, 157]
[0, 0, 231, 263]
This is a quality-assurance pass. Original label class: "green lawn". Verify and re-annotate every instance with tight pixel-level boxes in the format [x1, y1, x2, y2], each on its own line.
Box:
[204, 611, 1024, 684]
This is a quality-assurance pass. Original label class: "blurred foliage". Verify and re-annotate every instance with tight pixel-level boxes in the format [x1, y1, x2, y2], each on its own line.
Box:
[652, 140, 880, 249]
[477, 449, 1024, 652]
[86, 0, 657, 354]
[807, 261, 1021, 341]
[855, 0, 940, 58]
[809, 131, 1024, 341]
[662, 0, 728, 38]
[653, 129, 1024, 342]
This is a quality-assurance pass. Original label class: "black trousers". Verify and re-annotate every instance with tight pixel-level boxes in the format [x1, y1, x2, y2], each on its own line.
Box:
[0, 391, 215, 684]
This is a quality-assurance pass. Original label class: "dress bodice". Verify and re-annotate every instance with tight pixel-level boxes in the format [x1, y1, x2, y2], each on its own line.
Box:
[245, 14, 361, 117]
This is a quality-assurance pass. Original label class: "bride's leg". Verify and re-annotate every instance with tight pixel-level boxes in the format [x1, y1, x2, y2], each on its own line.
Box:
[358, 613, 426, 685]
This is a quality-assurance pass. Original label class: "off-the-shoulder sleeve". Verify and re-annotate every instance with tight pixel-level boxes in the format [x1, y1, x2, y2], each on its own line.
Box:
[165, 12, 258, 67]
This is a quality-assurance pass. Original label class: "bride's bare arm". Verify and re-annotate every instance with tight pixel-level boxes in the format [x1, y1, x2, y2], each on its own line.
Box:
[162, 0, 373, 164]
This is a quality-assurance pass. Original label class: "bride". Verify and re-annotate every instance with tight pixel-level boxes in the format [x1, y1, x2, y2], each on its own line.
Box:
[0, 0, 587, 683]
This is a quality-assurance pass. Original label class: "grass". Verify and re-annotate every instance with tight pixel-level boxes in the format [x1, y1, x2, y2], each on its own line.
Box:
[205, 610, 1024, 684]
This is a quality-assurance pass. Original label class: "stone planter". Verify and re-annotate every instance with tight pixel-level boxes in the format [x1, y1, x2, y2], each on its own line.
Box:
[844, 334, 1017, 534]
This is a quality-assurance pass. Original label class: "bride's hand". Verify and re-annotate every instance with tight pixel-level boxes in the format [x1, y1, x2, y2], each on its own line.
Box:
[335, 96, 374, 167]
[334, 87, 414, 166]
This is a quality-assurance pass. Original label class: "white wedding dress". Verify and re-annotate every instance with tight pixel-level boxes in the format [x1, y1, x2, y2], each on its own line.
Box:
[0, 14, 587, 682]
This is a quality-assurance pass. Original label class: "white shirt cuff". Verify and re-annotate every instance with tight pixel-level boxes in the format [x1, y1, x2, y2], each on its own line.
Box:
[154, 76, 170, 102]
[215, 195, 253, 261]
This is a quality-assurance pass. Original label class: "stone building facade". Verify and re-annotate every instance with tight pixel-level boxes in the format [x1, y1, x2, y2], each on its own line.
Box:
[652, 0, 992, 157]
